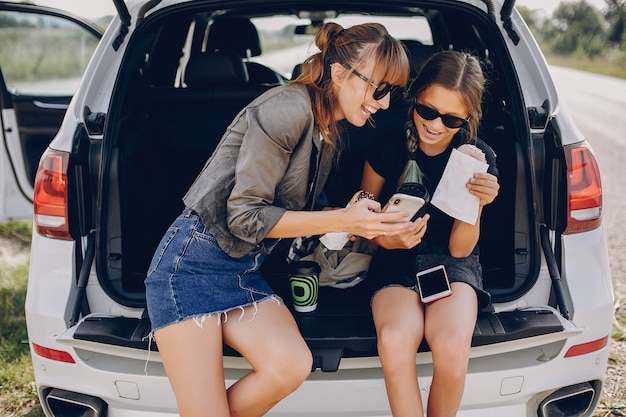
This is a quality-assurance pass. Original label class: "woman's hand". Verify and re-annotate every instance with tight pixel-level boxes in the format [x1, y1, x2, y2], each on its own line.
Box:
[343, 198, 415, 240]
[467, 173, 499, 207]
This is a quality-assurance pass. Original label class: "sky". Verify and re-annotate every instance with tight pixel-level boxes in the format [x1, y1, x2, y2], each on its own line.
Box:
[517, 0, 607, 16]
[25, 0, 610, 19]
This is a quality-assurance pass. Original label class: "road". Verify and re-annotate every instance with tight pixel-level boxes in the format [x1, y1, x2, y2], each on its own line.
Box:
[550, 66, 626, 296]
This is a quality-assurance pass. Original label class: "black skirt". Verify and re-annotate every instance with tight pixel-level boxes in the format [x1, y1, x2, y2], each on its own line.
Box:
[364, 240, 491, 309]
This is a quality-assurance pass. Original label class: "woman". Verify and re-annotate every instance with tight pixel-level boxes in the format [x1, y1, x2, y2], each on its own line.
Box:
[361, 50, 500, 417]
[144, 22, 412, 417]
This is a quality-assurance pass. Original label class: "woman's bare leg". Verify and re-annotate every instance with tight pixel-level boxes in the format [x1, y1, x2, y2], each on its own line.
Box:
[424, 282, 478, 417]
[372, 286, 426, 417]
[154, 298, 311, 417]
[154, 317, 230, 417]
[223, 298, 312, 417]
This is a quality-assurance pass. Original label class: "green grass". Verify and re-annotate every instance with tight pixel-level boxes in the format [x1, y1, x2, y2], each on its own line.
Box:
[0, 263, 43, 416]
[532, 36, 626, 80]
[594, 293, 626, 417]
[546, 54, 626, 80]
[0, 28, 98, 83]
[0, 221, 32, 242]
[0, 221, 42, 416]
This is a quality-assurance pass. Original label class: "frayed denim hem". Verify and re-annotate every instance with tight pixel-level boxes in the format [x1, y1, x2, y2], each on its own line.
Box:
[143, 294, 282, 374]
[369, 283, 418, 307]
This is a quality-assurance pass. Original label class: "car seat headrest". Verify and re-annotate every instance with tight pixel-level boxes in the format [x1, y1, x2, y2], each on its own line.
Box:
[205, 17, 262, 58]
[401, 39, 437, 77]
[185, 51, 249, 87]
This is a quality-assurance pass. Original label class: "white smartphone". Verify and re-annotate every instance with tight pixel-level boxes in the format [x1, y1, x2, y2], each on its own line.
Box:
[416, 265, 452, 303]
[382, 193, 426, 222]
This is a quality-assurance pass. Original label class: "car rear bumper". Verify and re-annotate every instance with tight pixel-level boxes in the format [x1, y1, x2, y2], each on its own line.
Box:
[30, 314, 608, 417]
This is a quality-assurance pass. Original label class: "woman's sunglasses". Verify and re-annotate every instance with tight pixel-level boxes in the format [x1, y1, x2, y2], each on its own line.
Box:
[340, 63, 402, 100]
[413, 103, 470, 129]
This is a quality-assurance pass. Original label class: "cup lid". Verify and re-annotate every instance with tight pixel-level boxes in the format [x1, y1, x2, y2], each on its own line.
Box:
[290, 260, 321, 275]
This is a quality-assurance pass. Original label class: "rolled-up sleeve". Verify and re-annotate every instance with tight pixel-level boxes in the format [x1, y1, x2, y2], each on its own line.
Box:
[226, 88, 314, 245]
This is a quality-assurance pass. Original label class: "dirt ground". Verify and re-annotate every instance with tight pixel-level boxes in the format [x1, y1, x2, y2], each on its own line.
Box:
[0, 233, 29, 267]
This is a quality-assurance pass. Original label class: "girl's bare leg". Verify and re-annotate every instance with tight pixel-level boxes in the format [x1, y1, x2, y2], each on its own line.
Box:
[223, 298, 312, 417]
[424, 282, 478, 417]
[372, 286, 426, 417]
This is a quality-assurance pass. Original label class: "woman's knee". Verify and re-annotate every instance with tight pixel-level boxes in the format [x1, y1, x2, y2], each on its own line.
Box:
[283, 344, 313, 380]
[264, 342, 312, 392]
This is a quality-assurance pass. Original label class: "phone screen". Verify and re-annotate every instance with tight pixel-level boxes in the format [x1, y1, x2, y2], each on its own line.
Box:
[416, 265, 451, 303]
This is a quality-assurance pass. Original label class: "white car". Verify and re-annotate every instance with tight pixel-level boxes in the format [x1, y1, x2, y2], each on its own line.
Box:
[18, 1, 614, 416]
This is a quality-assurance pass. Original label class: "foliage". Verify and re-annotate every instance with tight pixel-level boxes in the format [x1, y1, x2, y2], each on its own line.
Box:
[0, 221, 32, 243]
[0, 28, 98, 82]
[517, 5, 542, 34]
[547, 0, 606, 58]
[0, 9, 100, 88]
[0, 261, 42, 416]
[605, 0, 626, 46]
[546, 49, 626, 78]
[520, 0, 626, 78]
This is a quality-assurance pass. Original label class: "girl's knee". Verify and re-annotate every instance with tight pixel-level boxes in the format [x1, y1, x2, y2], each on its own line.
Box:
[430, 331, 471, 357]
[429, 334, 472, 379]
[377, 323, 421, 358]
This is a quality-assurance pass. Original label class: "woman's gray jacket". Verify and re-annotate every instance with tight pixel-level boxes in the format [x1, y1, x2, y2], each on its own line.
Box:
[183, 84, 334, 258]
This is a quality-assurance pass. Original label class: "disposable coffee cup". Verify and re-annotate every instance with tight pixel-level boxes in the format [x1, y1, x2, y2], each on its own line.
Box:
[289, 261, 321, 312]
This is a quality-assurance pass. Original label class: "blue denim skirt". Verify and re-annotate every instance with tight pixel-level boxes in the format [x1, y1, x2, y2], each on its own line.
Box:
[144, 209, 278, 332]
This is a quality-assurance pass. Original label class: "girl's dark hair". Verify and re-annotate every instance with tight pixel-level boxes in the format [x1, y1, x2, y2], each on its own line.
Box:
[292, 22, 410, 145]
[407, 50, 485, 141]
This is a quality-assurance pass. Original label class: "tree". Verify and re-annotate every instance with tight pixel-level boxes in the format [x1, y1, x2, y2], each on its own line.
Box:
[605, 0, 626, 47]
[517, 5, 540, 34]
[548, 0, 607, 58]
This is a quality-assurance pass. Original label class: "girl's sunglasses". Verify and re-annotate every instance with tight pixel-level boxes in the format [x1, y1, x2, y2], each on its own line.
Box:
[413, 103, 470, 129]
[340, 63, 402, 100]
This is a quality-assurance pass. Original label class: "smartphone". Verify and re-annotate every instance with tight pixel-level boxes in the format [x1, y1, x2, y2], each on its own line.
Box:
[382, 193, 427, 222]
[396, 182, 430, 203]
[416, 265, 452, 303]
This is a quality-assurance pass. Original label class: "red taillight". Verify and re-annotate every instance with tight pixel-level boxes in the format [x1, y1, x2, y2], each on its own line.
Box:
[564, 336, 608, 358]
[563, 144, 602, 234]
[32, 342, 76, 363]
[33, 149, 72, 240]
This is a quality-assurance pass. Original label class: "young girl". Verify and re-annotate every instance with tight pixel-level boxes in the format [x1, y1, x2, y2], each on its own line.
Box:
[361, 50, 500, 417]
[144, 22, 412, 417]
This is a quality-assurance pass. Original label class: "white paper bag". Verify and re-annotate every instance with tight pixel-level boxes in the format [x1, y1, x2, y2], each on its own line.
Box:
[431, 148, 488, 225]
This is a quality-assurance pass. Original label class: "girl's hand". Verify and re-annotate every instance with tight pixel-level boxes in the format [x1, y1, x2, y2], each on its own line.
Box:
[375, 214, 429, 249]
[468, 173, 499, 206]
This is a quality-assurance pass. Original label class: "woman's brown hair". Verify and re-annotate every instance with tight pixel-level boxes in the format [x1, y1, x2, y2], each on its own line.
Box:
[292, 22, 410, 145]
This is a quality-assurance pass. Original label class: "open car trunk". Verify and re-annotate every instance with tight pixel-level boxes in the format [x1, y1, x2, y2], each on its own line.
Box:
[63, 1, 577, 371]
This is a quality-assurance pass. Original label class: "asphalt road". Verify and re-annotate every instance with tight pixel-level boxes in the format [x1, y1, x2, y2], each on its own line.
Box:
[550, 66, 626, 296]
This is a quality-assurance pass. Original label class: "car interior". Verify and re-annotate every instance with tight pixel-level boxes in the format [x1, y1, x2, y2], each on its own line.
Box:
[89, 4, 545, 356]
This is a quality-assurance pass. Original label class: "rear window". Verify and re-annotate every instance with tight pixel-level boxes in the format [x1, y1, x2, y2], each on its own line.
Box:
[252, 14, 432, 78]
[0, 10, 99, 96]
